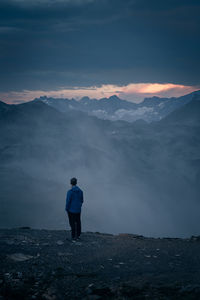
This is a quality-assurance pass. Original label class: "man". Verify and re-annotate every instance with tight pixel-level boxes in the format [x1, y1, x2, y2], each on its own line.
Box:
[65, 177, 84, 241]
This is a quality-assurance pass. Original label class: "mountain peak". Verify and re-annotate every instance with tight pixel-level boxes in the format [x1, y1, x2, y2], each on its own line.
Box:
[38, 96, 48, 100]
[108, 95, 121, 101]
[0, 100, 9, 106]
[79, 96, 91, 103]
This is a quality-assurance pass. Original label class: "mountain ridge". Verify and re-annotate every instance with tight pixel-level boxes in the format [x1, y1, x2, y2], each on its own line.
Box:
[1, 90, 200, 123]
[34, 90, 200, 123]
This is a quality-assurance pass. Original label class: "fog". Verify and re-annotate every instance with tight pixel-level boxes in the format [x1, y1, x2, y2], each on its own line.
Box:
[0, 100, 200, 238]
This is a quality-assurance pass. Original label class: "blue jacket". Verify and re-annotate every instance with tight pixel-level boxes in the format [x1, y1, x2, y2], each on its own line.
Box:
[65, 185, 84, 213]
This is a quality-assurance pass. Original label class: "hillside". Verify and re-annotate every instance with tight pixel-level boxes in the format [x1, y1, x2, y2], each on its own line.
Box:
[0, 228, 200, 299]
[160, 97, 200, 125]
[0, 98, 200, 237]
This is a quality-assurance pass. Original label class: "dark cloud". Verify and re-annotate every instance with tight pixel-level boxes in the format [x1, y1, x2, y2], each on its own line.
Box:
[0, 0, 199, 92]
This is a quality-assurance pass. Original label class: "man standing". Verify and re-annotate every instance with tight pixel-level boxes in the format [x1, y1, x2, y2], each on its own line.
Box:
[66, 177, 84, 241]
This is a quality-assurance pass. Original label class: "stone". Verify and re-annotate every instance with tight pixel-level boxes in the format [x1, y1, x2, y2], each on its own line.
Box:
[56, 240, 64, 245]
[7, 253, 34, 262]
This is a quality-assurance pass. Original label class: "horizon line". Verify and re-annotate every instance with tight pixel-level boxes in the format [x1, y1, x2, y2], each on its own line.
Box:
[1, 83, 200, 104]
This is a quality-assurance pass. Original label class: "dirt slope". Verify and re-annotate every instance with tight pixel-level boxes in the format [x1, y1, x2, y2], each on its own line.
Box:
[0, 228, 200, 299]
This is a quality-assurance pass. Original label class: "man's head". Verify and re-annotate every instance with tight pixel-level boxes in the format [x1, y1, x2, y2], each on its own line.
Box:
[70, 177, 77, 186]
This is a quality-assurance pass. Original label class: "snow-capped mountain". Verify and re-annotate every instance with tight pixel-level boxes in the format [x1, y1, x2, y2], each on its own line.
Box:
[37, 90, 200, 123]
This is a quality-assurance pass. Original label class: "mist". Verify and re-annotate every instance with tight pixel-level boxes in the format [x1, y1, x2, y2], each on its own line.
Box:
[0, 99, 199, 238]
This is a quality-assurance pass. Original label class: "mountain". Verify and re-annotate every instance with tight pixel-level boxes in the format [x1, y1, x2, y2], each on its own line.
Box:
[139, 90, 200, 121]
[160, 95, 200, 125]
[37, 90, 200, 123]
[38, 94, 138, 117]
[0, 100, 13, 115]
[0, 99, 199, 237]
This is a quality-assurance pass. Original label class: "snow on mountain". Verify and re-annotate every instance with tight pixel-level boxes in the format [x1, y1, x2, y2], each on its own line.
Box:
[37, 90, 200, 123]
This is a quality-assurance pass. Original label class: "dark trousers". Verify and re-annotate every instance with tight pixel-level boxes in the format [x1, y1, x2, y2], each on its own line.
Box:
[67, 211, 81, 239]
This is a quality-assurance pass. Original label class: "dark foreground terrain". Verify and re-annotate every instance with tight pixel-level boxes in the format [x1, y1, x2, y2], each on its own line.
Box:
[0, 229, 200, 299]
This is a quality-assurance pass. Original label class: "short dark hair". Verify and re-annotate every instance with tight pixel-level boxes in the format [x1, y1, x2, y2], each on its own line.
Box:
[70, 177, 77, 186]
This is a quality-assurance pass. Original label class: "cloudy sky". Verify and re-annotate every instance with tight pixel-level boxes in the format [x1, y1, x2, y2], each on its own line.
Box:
[0, 0, 200, 103]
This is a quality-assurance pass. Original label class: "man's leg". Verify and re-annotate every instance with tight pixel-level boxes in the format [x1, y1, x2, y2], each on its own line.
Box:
[68, 211, 76, 239]
[76, 213, 81, 238]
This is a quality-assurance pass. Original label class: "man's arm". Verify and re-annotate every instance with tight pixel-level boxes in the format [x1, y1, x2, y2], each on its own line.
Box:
[65, 190, 72, 211]
[81, 190, 84, 203]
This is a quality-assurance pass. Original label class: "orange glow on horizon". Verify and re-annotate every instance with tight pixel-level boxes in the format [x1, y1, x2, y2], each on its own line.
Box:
[133, 83, 187, 94]
[1, 83, 199, 104]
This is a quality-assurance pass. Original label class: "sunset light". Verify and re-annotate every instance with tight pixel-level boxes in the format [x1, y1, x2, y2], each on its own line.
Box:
[1, 83, 199, 104]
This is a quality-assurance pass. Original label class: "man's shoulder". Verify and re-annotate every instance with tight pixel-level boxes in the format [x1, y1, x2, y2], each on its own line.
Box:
[74, 185, 82, 190]
[68, 186, 83, 193]
[77, 186, 83, 193]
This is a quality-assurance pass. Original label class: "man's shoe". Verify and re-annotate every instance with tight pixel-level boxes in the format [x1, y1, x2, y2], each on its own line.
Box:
[71, 238, 76, 243]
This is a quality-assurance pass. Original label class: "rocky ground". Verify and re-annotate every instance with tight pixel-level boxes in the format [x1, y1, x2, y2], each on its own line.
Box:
[0, 228, 200, 299]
